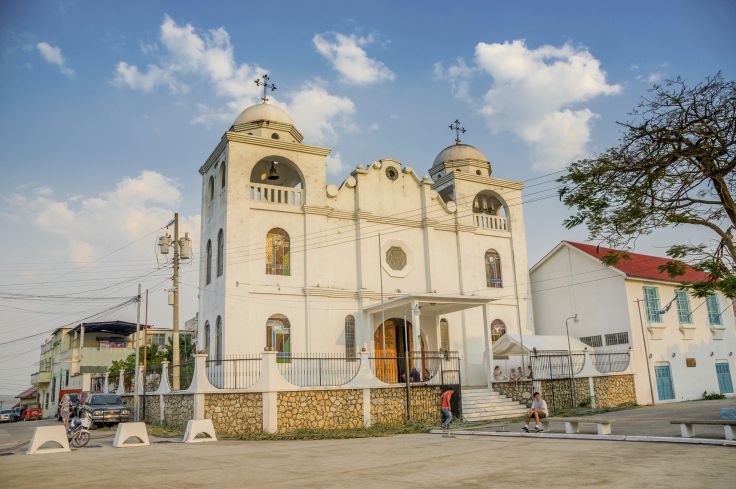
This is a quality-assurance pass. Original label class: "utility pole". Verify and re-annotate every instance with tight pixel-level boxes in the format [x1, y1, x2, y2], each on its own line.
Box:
[142, 289, 148, 419]
[634, 299, 656, 404]
[133, 283, 141, 422]
[172, 212, 180, 390]
[158, 213, 190, 391]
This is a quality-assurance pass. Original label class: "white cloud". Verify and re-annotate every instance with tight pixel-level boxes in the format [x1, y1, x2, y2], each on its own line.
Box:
[6, 171, 199, 266]
[114, 16, 357, 144]
[440, 40, 621, 170]
[36, 41, 74, 77]
[313, 32, 394, 85]
[287, 81, 356, 144]
[326, 152, 347, 176]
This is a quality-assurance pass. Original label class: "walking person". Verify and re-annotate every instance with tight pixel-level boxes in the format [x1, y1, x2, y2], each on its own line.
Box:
[440, 386, 454, 430]
[60, 394, 72, 429]
[523, 391, 548, 432]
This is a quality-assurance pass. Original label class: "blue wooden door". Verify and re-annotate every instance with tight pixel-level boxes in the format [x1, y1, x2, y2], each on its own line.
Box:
[716, 362, 734, 394]
[655, 364, 675, 400]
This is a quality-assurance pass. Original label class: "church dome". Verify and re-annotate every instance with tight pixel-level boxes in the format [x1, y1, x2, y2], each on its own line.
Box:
[233, 102, 294, 126]
[432, 143, 488, 168]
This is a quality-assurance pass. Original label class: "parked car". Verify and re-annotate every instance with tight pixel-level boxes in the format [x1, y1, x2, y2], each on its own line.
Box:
[77, 394, 131, 427]
[21, 405, 42, 421]
[0, 410, 14, 423]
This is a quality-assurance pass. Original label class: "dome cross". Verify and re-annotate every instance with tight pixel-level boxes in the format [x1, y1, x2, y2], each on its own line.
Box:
[449, 119, 466, 144]
[254, 74, 277, 103]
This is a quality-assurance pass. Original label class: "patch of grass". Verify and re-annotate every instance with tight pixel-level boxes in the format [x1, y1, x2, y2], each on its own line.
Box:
[552, 403, 638, 418]
[223, 422, 436, 441]
[147, 424, 184, 438]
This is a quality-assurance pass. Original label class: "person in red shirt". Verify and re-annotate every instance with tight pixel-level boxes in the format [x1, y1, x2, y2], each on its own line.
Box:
[440, 386, 454, 429]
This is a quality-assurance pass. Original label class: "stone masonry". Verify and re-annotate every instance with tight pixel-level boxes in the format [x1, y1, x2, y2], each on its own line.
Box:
[162, 394, 194, 430]
[277, 390, 363, 432]
[370, 386, 442, 425]
[204, 393, 263, 436]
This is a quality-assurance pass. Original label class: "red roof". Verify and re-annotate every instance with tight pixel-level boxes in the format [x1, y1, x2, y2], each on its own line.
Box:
[15, 386, 37, 399]
[565, 241, 710, 283]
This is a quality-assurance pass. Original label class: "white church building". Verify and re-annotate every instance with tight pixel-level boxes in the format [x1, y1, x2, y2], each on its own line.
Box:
[196, 97, 534, 389]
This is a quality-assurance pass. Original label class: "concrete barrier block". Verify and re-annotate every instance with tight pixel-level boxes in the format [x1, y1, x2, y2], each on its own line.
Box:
[113, 422, 150, 448]
[183, 419, 217, 443]
[27, 425, 71, 455]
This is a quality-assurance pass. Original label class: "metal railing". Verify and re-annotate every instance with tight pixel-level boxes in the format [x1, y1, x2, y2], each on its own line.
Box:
[145, 368, 162, 391]
[277, 353, 361, 387]
[89, 374, 106, 393]
[591, 351, 631, 373]
[370, 351, 461, 386]
[108, 375, 119, 394]
[167, 362, 194, 391]
[123, 370, 136, 393]
[206, 355, 262, 389]
[529, 352, 586, 380]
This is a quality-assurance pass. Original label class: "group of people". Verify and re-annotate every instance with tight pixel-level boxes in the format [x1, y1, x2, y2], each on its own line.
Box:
[438, 386, 548, 433]
[492, 365, 532, 384]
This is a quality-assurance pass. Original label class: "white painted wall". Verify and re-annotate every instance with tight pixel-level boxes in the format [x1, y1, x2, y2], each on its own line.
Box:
[196, 117, 535, 387]
[531, 242, 736, 404]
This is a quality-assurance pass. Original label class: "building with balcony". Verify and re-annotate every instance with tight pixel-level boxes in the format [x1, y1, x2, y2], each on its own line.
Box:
[531, 241, 736, 404]
[196, 99, 534, 388]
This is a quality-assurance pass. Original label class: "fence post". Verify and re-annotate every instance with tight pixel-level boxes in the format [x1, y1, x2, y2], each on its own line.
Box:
[187, 353, 218, 394]
[103, 371, 110, 394]
[138, 365, 145, 395]
[156, 361, 171, 394]
[116, 370, 125, 395]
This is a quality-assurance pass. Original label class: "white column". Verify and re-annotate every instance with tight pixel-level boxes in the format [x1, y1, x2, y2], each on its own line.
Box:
[482, 303, 492, 389]
[412, 301, 422, 376]
[116, 371, 125, 395]
[156, 361, 171, 395]
[186, 353, 217, 394]
[103, 371, 110, 394]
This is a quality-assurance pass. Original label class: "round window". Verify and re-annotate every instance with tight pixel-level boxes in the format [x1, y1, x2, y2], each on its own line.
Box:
[385, 166, 399, 181]
[386, 246, 407, 271]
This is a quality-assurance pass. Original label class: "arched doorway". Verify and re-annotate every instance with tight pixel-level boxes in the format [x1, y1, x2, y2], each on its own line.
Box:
[374, 318, 427, 383]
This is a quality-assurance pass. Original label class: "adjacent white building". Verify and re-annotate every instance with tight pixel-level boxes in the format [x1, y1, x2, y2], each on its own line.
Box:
[196, 100, 535, 387]
[531, 241, 736, 404]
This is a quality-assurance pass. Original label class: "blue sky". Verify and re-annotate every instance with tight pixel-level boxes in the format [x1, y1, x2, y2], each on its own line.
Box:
[0, 0, 734, 393]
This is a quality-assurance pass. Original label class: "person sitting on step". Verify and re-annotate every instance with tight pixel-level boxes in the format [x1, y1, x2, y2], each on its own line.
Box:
[523, 391, 548, 432]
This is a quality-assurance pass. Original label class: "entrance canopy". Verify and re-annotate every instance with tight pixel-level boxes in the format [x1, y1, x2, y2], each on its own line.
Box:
[364, 293, 495, 318]
[492, 334, 589, 357]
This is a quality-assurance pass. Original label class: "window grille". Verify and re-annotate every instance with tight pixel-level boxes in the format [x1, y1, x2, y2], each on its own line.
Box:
[579, 335, 603, 348]
[485, 250, 502, 288]
[605, 332, 629, 346]
[675, 289, 692, 324]
[643, 286, 662, 323]
[706, 294, 722, 325]
[345, 315, 356, 359]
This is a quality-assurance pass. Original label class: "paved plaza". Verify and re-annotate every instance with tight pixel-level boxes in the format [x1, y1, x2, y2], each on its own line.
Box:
[1, 400, 735, 488]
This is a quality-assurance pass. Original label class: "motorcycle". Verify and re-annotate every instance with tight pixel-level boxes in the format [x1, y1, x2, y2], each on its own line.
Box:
[67, 411, 92, 448]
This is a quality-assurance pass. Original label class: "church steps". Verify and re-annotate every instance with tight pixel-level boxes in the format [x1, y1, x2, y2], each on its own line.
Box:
[460, 387, 528, 422]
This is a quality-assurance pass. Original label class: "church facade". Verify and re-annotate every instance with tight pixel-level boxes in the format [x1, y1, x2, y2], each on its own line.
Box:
[196, 100, 534, 387]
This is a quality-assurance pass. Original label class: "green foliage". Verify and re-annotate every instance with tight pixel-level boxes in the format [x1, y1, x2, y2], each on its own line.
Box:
[166, 334, 194, 364]
[108, 343, 169, 377]
[701, 391, 726, 400]
[559, 73, 736, 298]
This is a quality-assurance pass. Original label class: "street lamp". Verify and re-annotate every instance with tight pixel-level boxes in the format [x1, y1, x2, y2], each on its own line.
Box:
[565, 314, 579, 407]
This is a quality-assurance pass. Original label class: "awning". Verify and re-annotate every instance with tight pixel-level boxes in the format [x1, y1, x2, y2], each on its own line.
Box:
[364, 293, 494, 317]
[492, 334, 590, 357]
[15, 386, 37, 399]
[68, 321, 144, 336]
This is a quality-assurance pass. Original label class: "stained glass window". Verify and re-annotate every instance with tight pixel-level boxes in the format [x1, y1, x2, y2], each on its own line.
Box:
[266, 228, 290, 275]
[485, 250, 502, 288]
[266, 314, 291, 362]
[345, 315, 356, 359]
[490, 319, 506, 342]
[386, 246, 406, 270]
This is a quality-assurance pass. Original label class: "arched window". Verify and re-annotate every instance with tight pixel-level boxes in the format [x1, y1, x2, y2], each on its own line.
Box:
[216, 229, 224, 277]
[215, 316, 223, 364]
[490, 319, 506, 342]
[440, 319, 450, 351]
[219, 162, 226, 189]
[345, 315, 356, 359]
[266, 228, 290, 275]
[266, 314, 291, 361]
[208, 175, 215, 202]
[485, 249, 502, 288]
[206, 239, 212, 285]
[204, 321, 211, 354]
